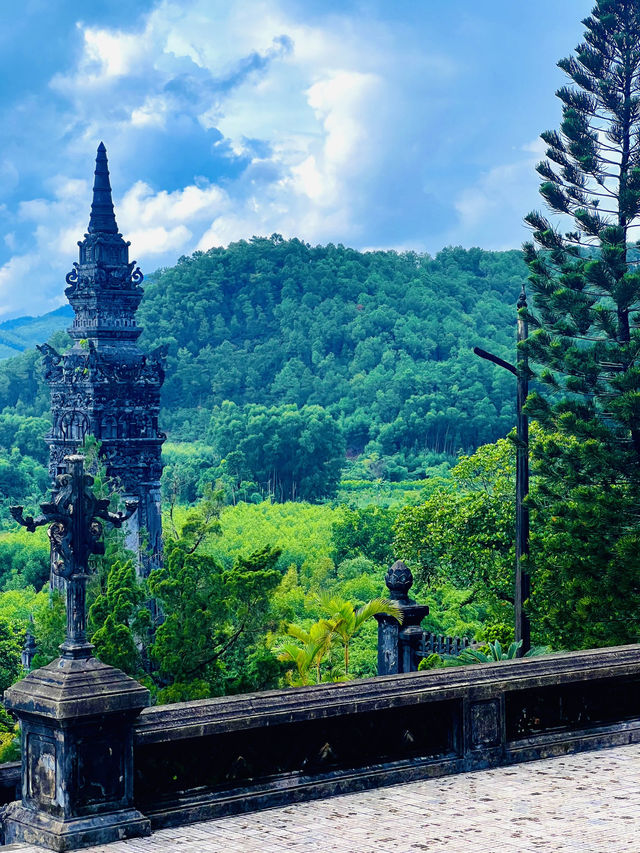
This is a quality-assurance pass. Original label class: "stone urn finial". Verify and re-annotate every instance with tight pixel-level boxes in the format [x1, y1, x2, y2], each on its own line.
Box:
[384, 560, 414, 603]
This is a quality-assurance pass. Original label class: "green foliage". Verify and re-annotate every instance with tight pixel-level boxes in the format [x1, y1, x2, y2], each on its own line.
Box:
[0, 586, 64, 670]
[0, 616, 24, 692]
[480, 623, 515, 647]
[445, 640, 523, 665]
[275, 620, 334, 686]
[135, 239, 522, 464]
[0, 448, 49, 526]
[0, 347, 51, 417]
[275, 593, 402, 684]
[89, 560, 150, 676]
[31, 592, 66, 668]
[528, 430, 640, 648]
[209, 401, 345, 502]
[334, 478, 430, 507]
[394, 438, 516, 615]
[165, 482, 224, 554]
[0, 527, 49, 591]
[418, 653, 445, 671]
[0, 414, 50, 465]
[330, 505, 397, 567]
[445, 640, 549, 666]
[195, 500, 337, 577]
[523, 1, 640, 648]
[148, 537, 283, 701]
[161, 442, 219, 504]
[0, 705, 20, 761]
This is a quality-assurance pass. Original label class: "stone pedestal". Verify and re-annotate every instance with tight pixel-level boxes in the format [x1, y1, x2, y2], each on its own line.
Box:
[3, 656, 150, 851]
[376, 560, 429, 676]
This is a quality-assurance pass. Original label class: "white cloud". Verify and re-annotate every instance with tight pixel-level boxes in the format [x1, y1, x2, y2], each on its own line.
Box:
[82, 27, 141, 79]
[0, 255, 52, 317]
[452, 139, 546, 249]
[118, 181, 232, 255]
[2, 0, 465, 318]
[290, 71, 381, 205]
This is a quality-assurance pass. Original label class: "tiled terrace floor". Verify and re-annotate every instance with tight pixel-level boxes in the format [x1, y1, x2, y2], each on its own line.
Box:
[8, 742, 640, 853]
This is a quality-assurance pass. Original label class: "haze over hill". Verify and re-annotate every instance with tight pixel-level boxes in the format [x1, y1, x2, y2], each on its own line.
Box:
[0, 306, 73, 359]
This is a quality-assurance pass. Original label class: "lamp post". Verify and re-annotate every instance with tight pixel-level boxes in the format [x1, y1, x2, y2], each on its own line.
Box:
[473, 284, 530, 655]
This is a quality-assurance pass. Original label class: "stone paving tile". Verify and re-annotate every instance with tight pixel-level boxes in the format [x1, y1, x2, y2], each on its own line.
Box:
[9, 742, 640, 853]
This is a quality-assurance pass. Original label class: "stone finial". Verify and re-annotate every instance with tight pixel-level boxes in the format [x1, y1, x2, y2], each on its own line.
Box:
[517, 282, 527, 309]
[384, 560, 414, 603]
[88, 142, 119, 234]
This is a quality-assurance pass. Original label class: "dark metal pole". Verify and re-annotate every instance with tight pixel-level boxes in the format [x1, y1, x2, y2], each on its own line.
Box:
[515, 285, 530, 655]
[473, 283, 531, 656]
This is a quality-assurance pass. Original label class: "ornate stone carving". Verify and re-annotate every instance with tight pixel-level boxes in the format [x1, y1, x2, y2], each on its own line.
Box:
[11, 454, 137, 658]
[40, 144, 165, 578]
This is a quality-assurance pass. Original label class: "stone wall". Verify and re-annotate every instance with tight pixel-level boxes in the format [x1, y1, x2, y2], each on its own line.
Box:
[132, 644, 640, 830]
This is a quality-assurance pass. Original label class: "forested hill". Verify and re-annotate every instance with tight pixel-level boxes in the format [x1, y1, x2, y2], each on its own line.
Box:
[137, 237, 525, 463]
[0, 237, 527, 476]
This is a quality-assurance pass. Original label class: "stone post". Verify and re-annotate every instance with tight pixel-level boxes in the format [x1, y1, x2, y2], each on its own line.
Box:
[4, 455, 151, 851]
[21, 618, 37, 674]
[375, 560, 429, 676]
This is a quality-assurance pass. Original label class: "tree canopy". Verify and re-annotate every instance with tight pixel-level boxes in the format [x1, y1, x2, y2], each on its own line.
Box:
[523, 0, 640, 646]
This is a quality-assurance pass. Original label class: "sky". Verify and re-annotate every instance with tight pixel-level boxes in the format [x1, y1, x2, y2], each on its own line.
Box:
[0, 0, 592, 319]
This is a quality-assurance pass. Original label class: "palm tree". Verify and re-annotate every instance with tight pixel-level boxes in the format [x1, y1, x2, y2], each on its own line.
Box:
[274, 621, 333, 686]
[316, 593, 403, 678]
[274, 594, 403, 684]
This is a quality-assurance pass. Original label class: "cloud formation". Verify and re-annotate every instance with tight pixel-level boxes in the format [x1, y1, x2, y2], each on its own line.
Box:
[0, 0, 590, 318]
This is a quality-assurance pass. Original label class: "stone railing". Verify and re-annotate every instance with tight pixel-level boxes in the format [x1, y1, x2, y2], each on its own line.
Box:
[131, 644, 640, 830]
[2, 462, 639, 848]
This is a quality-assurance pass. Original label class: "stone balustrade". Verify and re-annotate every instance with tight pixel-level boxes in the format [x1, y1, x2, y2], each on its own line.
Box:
[1, 644, 639, 847]
[131, 644, 640, 830]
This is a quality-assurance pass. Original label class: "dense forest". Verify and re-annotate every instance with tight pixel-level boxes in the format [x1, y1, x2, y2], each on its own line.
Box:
[0, 240, 526, 492]
[0, 228, 634, 715]
[139, 238, 524, 461]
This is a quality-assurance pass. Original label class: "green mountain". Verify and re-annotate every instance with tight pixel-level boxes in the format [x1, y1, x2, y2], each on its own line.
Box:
[0, 238, 526, 476]
[0, 306, 72, 359]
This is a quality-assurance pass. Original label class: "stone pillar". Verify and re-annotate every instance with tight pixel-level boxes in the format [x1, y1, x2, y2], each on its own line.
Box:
[5, 455, 151, 850]
[3, 659, 150, 851]
[375, 560, 429, 676]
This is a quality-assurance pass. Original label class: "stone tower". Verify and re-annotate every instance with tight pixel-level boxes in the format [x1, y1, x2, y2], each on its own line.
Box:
[40, 143, 165, 578]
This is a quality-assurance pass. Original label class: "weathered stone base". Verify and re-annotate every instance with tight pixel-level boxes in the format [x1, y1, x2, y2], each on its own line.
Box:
[3, 802, 151, 851]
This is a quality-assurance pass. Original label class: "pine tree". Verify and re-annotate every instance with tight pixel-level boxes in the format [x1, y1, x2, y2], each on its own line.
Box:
[524, 0, 640, 648]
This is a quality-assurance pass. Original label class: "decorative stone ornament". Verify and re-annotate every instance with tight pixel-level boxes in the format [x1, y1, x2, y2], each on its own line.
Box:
[4, 455, 150, 851]
[11, 455, 137, 661]
[375, 560, 429, 676]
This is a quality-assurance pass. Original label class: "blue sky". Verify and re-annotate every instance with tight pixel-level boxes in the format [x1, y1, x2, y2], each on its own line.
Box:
[0, 0, 591, 318]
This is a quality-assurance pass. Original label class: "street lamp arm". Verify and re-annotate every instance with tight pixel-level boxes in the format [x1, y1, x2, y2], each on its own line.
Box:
[473, 346, 517, 376]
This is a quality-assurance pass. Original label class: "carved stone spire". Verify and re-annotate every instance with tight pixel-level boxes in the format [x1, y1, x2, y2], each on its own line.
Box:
[40, 145, 166, 581]
[88, 142, 119, 234]
[64, 143, 143, 343]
